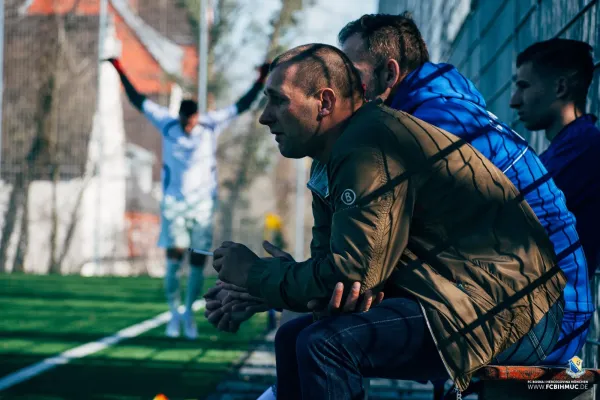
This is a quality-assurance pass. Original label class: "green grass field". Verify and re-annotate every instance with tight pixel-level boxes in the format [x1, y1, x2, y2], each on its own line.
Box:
[0, 273, 267, 400]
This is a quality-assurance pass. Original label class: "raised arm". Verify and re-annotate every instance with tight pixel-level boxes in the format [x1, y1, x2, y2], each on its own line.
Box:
[106, 58, 174, 133]
[106, 58, 146, 111]
[198, 63, 270, 133]
[235, 62, 270, 114]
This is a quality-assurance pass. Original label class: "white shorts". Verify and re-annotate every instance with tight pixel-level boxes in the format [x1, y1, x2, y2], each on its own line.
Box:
[157, 195, 216, 250]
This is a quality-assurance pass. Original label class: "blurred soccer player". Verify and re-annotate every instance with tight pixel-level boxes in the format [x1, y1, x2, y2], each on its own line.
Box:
[107, 58, 269, 339]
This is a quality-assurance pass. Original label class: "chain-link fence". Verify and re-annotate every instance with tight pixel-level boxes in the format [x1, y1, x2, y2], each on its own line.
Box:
[381, 0, 600, 152]
[0, 0, 204, 276]
[444, 0, 600, 154]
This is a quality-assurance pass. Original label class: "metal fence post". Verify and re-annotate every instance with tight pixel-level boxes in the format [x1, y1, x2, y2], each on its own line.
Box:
[94, 0, 109, 270]
[198, 0, 208, 114]
[0, 0, 4, 176]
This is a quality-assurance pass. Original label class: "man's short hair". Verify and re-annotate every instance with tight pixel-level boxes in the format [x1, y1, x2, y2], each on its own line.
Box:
[517, 39, 595, 109]
[270, 43, 364, 101]
[338, 13, 429, 75]
[179, 99, 198, 117]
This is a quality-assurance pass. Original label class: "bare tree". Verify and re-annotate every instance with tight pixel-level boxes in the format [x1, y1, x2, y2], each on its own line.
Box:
[0, 10, 61, 273]
[182, 0, 239, 100]
[47, 11, 97, 274]
[0, 4, 97, 274]
[217, 0, 304, 243]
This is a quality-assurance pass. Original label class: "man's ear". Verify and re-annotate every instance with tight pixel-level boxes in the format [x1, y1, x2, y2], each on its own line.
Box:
[318, 88, 336, 118]
[556, 76, 569, 100]
[384, 58, 401, 89]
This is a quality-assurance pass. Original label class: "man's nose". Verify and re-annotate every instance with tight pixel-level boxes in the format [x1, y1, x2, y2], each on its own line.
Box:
[509, 93, 520, 109]
[258, 108, 272, 126]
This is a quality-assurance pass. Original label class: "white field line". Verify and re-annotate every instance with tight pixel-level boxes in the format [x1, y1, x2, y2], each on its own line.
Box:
[0, 300, 206, 391]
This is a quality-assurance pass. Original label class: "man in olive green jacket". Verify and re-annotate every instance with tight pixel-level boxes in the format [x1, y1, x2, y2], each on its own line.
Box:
[209, 44, 566, 398]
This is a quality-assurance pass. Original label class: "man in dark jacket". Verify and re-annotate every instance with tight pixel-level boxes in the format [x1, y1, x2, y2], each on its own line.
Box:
[336, 13, 592, 365]
[511, 38, 600, 280]
[208, 43, 566, 399]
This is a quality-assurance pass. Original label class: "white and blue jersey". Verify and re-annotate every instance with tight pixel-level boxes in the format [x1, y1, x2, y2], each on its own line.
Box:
[141, 99, 238, 248]
[142, 99, 237, 204]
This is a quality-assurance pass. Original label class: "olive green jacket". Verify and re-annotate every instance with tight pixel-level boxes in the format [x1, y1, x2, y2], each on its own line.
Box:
[246, 101, 566, 390]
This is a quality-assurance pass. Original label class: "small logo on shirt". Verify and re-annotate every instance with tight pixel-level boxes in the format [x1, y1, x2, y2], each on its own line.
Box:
[341, 189, 356, 205]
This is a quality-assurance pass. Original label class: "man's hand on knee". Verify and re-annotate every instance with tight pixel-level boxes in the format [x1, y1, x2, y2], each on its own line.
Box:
[307, 282, 385, 319]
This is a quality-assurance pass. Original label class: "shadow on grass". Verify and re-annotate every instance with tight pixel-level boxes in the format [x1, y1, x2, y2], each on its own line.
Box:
[0, 274, 265, 399]
[0, 274, 217, 305]
[0, 331, 268, 400]
[0, 330, 266, 350]
[0, 291, 167, 303]
[1, 356, 234, 400]
[0, 320, 268, 400]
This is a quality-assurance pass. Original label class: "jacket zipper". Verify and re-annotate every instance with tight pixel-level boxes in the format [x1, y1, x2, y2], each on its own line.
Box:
[418, 300, 462, 399]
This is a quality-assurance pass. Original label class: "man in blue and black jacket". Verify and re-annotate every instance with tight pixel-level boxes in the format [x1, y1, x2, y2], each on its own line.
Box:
[333, 13, 593, 366]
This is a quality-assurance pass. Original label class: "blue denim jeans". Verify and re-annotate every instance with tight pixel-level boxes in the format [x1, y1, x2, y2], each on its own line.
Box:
[274, 295, 564, 400]
[494, 294, 565, 365]
[543, 309, 592, 365]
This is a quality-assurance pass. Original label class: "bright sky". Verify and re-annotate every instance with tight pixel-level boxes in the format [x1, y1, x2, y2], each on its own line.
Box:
[222, 0, 378, 102]
[289, 0, 378, 47]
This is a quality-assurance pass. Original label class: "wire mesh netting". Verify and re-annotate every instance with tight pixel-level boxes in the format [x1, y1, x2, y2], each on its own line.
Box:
[0, 0, 201, 275]
[381, 0, 600, 152]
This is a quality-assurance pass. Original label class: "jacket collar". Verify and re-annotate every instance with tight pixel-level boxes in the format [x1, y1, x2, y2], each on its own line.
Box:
[307, 160, 329, 200]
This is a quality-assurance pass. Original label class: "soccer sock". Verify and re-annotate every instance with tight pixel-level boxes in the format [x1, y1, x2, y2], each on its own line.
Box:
[165, 259, 181, 316]
[185, 266, 204, 314]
